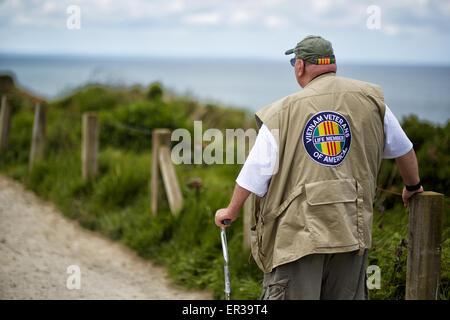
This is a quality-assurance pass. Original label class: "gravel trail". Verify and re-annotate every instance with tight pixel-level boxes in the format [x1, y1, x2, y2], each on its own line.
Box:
[0, 176, 211, 300]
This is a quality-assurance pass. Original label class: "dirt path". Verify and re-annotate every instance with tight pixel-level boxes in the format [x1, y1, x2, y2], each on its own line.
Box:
[0, 176, 211, 300]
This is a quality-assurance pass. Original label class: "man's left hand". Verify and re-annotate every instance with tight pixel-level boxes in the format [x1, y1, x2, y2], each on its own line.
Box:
[402, 185, 423, 207]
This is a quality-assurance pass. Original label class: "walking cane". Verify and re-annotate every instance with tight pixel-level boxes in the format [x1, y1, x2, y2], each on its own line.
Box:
[220, 219, 231, 300]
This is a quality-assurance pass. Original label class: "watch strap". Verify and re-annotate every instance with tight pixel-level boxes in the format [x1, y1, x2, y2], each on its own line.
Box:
[405, 181, 422, 191]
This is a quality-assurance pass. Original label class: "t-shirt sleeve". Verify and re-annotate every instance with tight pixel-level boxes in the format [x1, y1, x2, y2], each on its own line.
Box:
[236, 124, 278, 197]
[382, 104, 413, 159]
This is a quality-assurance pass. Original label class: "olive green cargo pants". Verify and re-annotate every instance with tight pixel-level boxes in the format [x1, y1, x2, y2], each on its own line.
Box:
[261, 250, 368, 300]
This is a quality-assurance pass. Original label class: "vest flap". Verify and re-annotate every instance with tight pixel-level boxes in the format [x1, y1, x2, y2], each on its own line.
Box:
[305, 179, 357, 206]
[264, 185, 304, 222]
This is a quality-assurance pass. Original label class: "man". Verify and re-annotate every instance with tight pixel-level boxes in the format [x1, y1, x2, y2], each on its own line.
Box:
[214, 35, 423, 300]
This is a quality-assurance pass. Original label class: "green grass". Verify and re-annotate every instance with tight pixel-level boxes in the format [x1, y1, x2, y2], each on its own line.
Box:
[1, 82, 448, 300]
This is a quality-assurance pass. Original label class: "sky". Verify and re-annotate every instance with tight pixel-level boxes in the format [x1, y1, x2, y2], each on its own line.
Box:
[0, 0, 450, 64]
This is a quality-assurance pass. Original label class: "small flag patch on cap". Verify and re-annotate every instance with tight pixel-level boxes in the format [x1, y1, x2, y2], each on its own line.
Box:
[316, 58, 334, 65]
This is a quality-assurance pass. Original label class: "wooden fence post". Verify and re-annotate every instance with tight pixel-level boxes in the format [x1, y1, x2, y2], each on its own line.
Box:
[82, 112, 98, 180]
[29, 102, 47, 171]
[158, 145, 183, 215]
[151, 129, 171, 215]
[406, 191, 444, 300]
[0, 95, 12, 152]
[243, 193, 254, 250]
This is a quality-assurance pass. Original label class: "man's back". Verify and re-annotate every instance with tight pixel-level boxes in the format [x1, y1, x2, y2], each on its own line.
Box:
[252, 72, 386, 272]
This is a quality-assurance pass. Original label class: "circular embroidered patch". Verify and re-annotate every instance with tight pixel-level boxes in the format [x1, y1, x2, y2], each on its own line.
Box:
[302, 111, 352, 166]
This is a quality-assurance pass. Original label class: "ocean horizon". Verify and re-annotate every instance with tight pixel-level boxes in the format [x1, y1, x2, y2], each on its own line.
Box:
[0, 53, 449, 125]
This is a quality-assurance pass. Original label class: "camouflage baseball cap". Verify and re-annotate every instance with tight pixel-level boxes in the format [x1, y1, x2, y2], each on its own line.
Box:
[285, 35, 336, 65]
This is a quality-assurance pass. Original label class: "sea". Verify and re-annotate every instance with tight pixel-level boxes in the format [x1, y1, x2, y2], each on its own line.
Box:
[0, 54, 449, 125]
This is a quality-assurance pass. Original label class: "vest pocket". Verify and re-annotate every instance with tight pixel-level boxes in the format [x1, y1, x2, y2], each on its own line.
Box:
[304, 179, 360, 249]
[256, 185, 305, 269]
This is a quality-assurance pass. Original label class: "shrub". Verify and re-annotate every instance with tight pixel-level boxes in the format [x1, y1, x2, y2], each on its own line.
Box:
[53, 85, 143, 113]
[99, 99, 189, 151]
[147, 82, 163, 100]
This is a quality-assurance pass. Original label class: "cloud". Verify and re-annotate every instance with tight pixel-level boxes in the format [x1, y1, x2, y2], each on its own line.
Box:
[229, 10, 251, 25]
[0, 0, 449, 63]
[311, 0, 333, 14]
[264, 15, 288, 29]
[183, 12, 221, 26]
[1, 0, 448, 33]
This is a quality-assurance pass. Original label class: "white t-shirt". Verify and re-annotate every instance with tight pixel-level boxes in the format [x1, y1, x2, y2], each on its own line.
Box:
[236, 105, 413, 197]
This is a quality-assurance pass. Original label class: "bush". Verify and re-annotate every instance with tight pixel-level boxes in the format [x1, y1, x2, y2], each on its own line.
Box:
[53, 85, 144, 113]
[0, 110, 33, 166]
[99, 99, 189, 151]
[147, 82, 163, 100]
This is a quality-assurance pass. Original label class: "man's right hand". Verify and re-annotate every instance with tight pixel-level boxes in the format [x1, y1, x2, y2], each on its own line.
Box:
[215, 208, 237, 228]
[402, 185, 423, 207]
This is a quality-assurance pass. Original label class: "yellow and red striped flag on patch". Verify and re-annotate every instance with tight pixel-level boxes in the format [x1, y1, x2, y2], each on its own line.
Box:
[317, 58, 332, 65]
[316, 121, 342, 156]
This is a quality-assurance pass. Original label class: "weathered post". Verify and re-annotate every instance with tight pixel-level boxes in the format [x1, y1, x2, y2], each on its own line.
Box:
[158, 145, 183, 215]
[151, 129, 171, 215]
[406, 191, 444, 300]
[29, 102, 47, 171]
[243, 194, 254, 250]
[0, 95, 12, 152]
[82, 112, 98, 180]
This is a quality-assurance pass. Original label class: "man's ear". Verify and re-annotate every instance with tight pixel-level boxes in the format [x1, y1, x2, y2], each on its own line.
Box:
[296, 59, 305, 78]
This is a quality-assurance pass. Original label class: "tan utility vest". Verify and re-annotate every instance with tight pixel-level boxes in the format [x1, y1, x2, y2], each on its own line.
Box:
[251, 72, 386, 273]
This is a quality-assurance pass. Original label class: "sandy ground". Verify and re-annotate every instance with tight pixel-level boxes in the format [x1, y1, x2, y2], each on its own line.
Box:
[0, 176, 212, 300]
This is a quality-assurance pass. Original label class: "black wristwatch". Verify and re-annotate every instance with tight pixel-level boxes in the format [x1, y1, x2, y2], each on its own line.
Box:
[405, 181, 422, 191]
